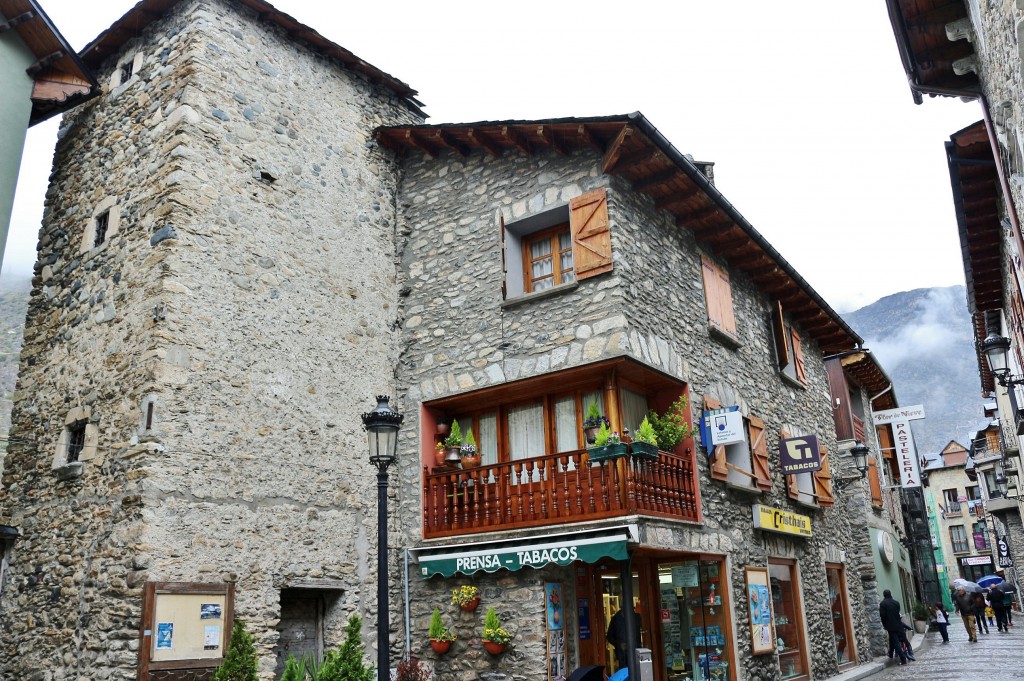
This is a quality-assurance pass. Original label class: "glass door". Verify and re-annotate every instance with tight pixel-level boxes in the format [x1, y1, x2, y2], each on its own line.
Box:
[599, 569, 646, 677]
[768, 560, 808, 680]
[826, 564, 854, 666]
[658, 560, 731, 681]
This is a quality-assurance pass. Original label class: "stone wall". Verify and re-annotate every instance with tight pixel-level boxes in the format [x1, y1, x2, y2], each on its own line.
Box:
[392, 146, 871, 679]
[0, 1, 421, 679]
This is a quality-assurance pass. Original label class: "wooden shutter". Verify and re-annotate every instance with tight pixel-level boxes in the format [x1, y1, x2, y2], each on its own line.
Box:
[791, 327, 806, 385]
[749, 415, 771, 491]
[814, 444, 834, 508]
[781, 430, 800, 500]
[772, 301, 790, 369]
[868, 456, 883, 507]
[705, 396, 728, 481]
[702, 256, 736, 335]
[570, 188, 612, 280]
[498, 211, 507, 300]
[877, 424, 894, 460]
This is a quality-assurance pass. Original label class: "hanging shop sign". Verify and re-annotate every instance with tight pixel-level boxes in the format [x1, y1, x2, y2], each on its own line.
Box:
[752, 505, 812, 538]
[998, 536, 1015, 568]
[873, 406, 925, 488]
[871, 404, 926, 424]
[702, 407, 745, 447]
[415, 527, 633, 577]
[962, 555, 993, 567]
[778, 435, 821, 474]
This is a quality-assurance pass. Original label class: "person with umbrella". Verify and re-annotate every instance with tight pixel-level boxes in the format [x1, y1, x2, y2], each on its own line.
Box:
[953, 582, 980, 642]
[990, 587, 1009, 632]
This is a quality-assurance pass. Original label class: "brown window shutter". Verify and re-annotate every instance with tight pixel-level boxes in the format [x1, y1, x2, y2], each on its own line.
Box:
[877, 424, 894, 459]
[781, 430, 800, 500]
[498, 211, 507, 300]
[772, 302, 790, 369]
[717, 266, 736, 334]
[701, 256, 723, 329]
[570, 188, 612, 280]
[749, 415, 771, 491]
[868, 456, 883, 507]
[791, 327, 807, 384]
[814, 444, 834, 508]
[704, 396, 729, 482]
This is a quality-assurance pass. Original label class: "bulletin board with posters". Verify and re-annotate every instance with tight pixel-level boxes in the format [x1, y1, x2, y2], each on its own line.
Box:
[546, 582, 567, 681]
[137, 582, 235, 679]
[745, 567, 775, 655]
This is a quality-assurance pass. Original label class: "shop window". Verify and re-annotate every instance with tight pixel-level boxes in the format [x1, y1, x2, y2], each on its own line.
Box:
[701, 255, 737, 341]
[826, 565, 856, 667]
[950, 525, 969, 553]
[501, 188, 612, 299]
[706, 397, 770, 491]
[769, 559, 808, 681]
[656, 559, 731, 681]
[771, 302, 806, 386]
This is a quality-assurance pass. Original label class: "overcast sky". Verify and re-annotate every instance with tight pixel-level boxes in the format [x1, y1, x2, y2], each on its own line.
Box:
[6, 0, 982, 312]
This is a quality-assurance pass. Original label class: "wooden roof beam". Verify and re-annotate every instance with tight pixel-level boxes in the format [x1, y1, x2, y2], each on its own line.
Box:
[602, 125, 634, 173]
[578, 124, 605, 153]
[404, 130, 437, 159]
[501, 126, 531, 155]
[654, 187, 699, 211]
[678, 206, 724, 228]
[687, 219, 733, 238]
[0, 11, 35, 33]
[633, 168, 682, 192]
[608, 147, 663, 173]
[26, 52, 64, 77]
[536, 125, 568, 155]
[467, 128, 501, 157]
[434, 130, 471, 157]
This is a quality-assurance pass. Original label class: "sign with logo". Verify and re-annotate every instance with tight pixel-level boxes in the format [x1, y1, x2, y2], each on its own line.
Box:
[962, 555, 993, 567]
[891, 420, 922, 488]
[878, 532, 895, 564]
[872, 404, 926, 424]
[998, 536, 1015, 568]
[779, 435, 821, 474]
[706, 409, 746, 446]
[752, 504, 812, 538]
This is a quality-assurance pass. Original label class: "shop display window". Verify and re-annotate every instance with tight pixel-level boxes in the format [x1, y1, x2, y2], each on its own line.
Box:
[658, 559, 731, 681]
[768, 560, 807, 680]
[826, 565, 854, 666]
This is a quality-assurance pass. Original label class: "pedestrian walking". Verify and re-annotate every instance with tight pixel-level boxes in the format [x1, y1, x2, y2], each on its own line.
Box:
[974, 591, 990, 634]
[990, 589, 1009, 632]
[932, 602, 950, 643]
[879, 589, 914, 664]
[953, 587, 978, 642]
[1003, 589, 1015, 626]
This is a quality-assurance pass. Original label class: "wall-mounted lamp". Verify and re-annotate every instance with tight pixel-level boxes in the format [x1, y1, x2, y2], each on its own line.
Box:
[834, 441, 870, 492]
[982, 333, 1024, 387]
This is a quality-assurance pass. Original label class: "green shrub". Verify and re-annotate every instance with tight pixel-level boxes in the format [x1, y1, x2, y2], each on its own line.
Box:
[634, 416, 658, 445]
[428, 608, 455, 641]
[281, 654, 305, 681]
[444, 420, 463, 448]
[648, 395, 693, 451]
[213, 620, 258, 681]
[320, 614, 373, 681]
[913, 601, 931, 620]
[593, 422, 612, 447]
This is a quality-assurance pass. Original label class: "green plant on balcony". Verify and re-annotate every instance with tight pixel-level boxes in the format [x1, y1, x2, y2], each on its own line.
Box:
[583, 401, 610, 444]
[589, 422, 627, 462]
[444, 420, 463, 462]
[630, 416, 659, 459]
[647, 394, 694, 452]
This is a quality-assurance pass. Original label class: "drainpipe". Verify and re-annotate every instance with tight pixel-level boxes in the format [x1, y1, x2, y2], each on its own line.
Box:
[870, 383, 893, 407]
[404, 549, 411, 660]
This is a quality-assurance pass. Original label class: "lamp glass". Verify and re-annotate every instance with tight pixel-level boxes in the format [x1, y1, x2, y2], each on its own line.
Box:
[361, 395, 403, 467]
[850, 442, 869, 476]
[982, 333, 1012, 377]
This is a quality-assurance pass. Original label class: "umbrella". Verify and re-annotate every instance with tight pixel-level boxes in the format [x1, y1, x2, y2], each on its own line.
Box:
[978, 574, 1005, 588]
[567, 666, 604, 681]
[994, 581, 1018, 594]
[953, 578, 984, 593]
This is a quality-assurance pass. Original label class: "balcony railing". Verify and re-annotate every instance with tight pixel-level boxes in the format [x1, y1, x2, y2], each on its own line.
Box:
[951, 540, 970, 554]
[422, 448, 700, 539]
[972, 444, 1002, 463]
[943, 501, 963, 518]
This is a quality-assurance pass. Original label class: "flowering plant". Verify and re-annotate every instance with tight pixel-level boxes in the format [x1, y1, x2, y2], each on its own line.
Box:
[482, 606, 512, 644]
[429, 608, 456, 642]
[583, 401, 610, 430]
[634, 416, 658, 446]
[451, 585, 479, 607]
[461, 429, 478, 456]
[435, 442, 445, 453]
[593, 423, 622, 447]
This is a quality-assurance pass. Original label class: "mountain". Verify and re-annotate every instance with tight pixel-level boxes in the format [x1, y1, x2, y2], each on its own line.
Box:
[842, 285, 989, 456]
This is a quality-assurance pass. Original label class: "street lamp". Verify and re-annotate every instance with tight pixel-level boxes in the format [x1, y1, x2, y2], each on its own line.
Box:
[982, 333, 1024, 387]
[834, 441, 870, 492]
[361, 395, 403, 680]
[996, 472, 1009, 498]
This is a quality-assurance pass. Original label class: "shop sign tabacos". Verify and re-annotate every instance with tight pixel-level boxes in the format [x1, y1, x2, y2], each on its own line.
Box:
[752, 504, 812, 538]
[778, 435, 821, 474]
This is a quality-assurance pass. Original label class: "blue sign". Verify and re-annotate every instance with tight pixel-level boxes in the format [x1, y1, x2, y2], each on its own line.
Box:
[699, 406, 739, 458]
[578, 598, 591, 640]
[778, 434, 821, 474]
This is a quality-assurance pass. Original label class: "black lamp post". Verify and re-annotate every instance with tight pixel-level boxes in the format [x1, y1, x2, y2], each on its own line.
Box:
[361, 395, 403, 680]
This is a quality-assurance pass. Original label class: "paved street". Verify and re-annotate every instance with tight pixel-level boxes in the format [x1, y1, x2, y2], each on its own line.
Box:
[871, 616, 1024, 679]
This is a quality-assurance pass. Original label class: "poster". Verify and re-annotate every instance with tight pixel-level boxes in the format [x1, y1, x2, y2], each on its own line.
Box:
[545, 584, 566, 681]
[745, 567, 775, 655]
[204, 625, 221, 650]
[672, 564, 699, 588]
[546, 583, 563, 631]
[201, 604, 222, 619]
[156, 622, 174, 650]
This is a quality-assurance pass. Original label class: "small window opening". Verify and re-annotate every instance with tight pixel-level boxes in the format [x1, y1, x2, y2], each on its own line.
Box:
[67, 423, 86, 463]
[120, 61, 134, 83]
[94, 211, 110, 247]
[145, 403, 154, 430]
[260, 170, 277, 183]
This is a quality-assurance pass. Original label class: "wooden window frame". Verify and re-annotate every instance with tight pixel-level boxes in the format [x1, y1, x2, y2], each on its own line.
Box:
[772, 304, 807, 387]
[949, 525, 969, 554]
[767, 558, 810, 681]
[523, 223, 573, 293]
[706, 396, 768, 491]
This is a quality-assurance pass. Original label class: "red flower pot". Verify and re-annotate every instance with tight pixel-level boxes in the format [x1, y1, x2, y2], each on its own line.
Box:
[461, 454, 481, 469]
[429, 639, 452, 656]
[458, 596, 480, 612]
[483, 640, 506, 655]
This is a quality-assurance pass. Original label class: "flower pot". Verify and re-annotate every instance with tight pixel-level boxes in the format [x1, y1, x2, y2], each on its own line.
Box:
[429, 639, 452, 656]
[629, 442, 659, 459]
[445, 447, 463, 465]
[458, 597, 480, 612]
[483, 640, 507, 655]
[587, 442, 628, 462]
[436, 422, 450, 436]
[584, 426, 600, 445]
[461, 454, 481, 469]
[434, 448, 448, 467]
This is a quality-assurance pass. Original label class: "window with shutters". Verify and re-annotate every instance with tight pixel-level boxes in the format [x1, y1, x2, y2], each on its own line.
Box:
[700, 255, 737, 342]
[707, 397, 770, 492]
[949, 525, 969, 554]
[771, 303, 807, 387]
[501, 188, 612, 300]
[867, 456, 883, 507]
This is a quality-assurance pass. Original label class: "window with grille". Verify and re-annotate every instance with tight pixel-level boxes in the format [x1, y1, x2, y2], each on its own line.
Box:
[66, 422, 86, 463]
[94, 211, 110, 248]
[120, 61, 133, 84]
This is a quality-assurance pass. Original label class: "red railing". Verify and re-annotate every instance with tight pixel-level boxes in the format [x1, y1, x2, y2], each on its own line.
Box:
[422, 448, 700, 538]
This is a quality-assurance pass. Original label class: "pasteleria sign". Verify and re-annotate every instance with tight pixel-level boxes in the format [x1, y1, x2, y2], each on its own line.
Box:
[752, 504, 812, 538]
[873, 405, 925, 488]
[778, 434, 821, 474]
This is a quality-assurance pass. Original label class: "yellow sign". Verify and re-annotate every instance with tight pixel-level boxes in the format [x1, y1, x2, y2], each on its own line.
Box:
[752, 504, 812, 538]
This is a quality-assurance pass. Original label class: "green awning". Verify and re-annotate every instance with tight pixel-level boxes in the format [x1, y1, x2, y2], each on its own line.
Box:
[414, 526, 634, 578]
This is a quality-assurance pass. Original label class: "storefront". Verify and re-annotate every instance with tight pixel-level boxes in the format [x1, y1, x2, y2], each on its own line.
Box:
[768, 559, 808, 681]
[960, 555, 995, 582]
[826, 564, 855, 669]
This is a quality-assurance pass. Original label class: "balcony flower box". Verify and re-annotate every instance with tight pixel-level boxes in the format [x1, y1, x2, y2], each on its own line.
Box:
[588, 442, 628, 462]
[629, 442, 659, 459]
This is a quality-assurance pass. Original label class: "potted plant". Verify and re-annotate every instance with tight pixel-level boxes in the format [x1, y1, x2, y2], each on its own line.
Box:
[433, 441, 447, 467]
[647, 395, 694, 453]
[912, 600, 930, 634]
[444, 420, 463, 464]
[428, 608, 455, 655]
[461, 428, 481, 468]
[451, 584, 480, 612]
[587, 423, 628, 462]
[583, 401, 610, 445]
[630, 416, 659, 459]
[481, 606, 511, 654]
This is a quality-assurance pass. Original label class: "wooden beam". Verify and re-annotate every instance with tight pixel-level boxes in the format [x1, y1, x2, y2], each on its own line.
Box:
[732, 256, 775, 272]
[536, 125, 568, 155]
[404, 130, 437, 159]
[677, 206, 722, 227]
[26, 52, 64, 77]
[435, 130, 470, 157]
[578, 124, 604, 153]
[467, 128, 501, 157]
[633, 168, 682, 192]
[602, 125, 634, 173]
[0, 10, 35, 33]
[501, 126, 531, 155]
[609, 147, 662, 173]
[654, 187, 699, 211]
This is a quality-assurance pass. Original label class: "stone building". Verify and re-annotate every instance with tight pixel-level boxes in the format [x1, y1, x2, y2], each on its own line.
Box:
[0, 2, 885, 681]
[886, 0, 1024, 595]
[0, 0, 423, 678]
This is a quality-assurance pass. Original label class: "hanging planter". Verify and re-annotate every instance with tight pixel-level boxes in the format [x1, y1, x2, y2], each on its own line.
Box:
[452, 585, 480, 611]
[629, 442, 659, 459]
[588, 442, 628, 462]
[429, 639, 452, 655]
[481, 606, 511, 655]
[483, 640, 507, 655]
[458, 596, 480, 612]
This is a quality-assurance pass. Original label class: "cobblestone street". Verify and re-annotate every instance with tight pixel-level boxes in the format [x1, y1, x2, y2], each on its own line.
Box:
[871, 616, 1024, 679]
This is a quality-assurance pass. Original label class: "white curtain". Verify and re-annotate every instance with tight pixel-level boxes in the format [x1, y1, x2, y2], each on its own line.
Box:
[621, 389, 649, 436]
[554, 397, 578, 453]
[508, 402, 545, 460]
[479, 413, 497, 466]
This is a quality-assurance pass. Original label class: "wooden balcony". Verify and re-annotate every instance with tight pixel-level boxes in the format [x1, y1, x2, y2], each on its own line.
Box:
[422, 448, 701, 539]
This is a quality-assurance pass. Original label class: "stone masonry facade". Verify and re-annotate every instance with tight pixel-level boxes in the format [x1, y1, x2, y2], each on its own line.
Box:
[393, 148, 872, 680]
[0, 1, 420, 679]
